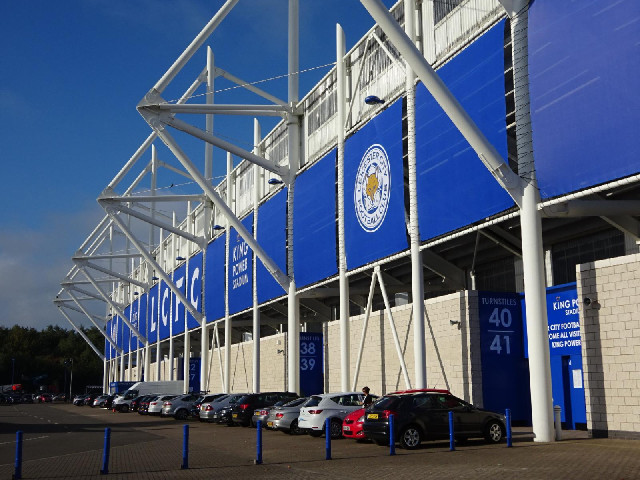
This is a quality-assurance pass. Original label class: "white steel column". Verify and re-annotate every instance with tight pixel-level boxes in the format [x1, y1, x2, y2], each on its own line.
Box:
[405, 0, 426, 389]
[169, 214, 176, 381]
[201, 47, 215, 393]
[286, 0, 301, 394]
[156, 226, 163, 381]
[507, 0, 554, 442]
[224, 152, 233, 393]
[336, 24, 351, 392]
[253, 119, 262, 393]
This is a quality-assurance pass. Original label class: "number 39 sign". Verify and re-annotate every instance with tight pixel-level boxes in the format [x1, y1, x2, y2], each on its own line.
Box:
[299, 333, 323, 396]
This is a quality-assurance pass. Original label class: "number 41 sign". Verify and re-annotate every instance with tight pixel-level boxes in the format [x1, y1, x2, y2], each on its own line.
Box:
[479, 292, 522, 359]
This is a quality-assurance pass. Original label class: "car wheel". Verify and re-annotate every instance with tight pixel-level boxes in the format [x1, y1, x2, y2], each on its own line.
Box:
[484, 420, 505, 443]
[399, 425, 422, 450]
[121, 405, 129, 413]
[289, 419, 301, 435]
[329, 419, 343, 439]
[175, 409, 188, 421]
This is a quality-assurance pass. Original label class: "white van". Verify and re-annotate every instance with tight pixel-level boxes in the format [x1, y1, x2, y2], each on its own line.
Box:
[113, 381, 183, 412]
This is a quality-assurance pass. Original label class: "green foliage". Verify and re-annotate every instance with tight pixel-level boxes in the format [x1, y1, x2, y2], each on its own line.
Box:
[0, 325, 103, 394]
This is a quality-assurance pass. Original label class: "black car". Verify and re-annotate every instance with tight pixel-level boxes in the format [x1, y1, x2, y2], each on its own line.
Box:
[130, 395, 147, 412]
[137, 395, 155, 415]
[362, 390, 506, 449]
[230, 392, 298, 427]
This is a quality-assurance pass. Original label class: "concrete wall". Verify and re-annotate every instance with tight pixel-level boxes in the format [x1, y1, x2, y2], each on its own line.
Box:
[324, 291, 483, 405]
[577, 253, 640, 439]
[143, 292, 484, 406]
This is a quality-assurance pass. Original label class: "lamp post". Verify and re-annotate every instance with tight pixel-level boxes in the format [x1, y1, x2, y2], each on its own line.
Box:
[64, 359, 73, 400]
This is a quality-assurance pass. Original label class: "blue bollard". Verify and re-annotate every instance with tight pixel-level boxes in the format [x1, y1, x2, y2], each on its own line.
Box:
[181, 424, 189, 469]
[325, 419, 331, 460]
[389, 414, 395, 456]
[449, 411, 455, 451]
[506, 409, 512, 448]
[255, 420, 263, 465]
[100, 427, 111, 475]
[14, 430, 23, 480]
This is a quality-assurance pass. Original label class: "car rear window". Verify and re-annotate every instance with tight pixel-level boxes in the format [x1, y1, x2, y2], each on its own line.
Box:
[284, 397, 307, 407]
[374, 396, 401, 409]
[305, 396, 323, 407]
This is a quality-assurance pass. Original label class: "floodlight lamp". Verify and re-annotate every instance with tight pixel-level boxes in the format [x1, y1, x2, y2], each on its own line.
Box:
[212, 224, 224, 231]
[268, 178, 284, 185]
[365, 95, 384, 105]
[176, 256, 186, 261]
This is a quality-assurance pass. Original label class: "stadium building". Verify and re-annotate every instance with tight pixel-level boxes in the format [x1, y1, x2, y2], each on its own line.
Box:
[55, 0, 640, 441]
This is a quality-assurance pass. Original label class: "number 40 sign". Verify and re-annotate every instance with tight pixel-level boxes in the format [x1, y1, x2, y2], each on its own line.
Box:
[479, 293, 522, 358]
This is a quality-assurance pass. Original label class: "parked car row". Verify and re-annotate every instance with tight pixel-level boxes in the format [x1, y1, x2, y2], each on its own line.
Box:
[89, 388, 508, 449]
[1, 393, 69, 404]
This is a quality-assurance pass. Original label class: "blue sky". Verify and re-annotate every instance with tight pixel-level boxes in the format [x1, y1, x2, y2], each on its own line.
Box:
[0, 0, 396, 330]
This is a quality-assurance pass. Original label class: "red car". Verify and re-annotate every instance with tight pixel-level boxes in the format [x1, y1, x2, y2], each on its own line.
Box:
[342, 408, 366, 440]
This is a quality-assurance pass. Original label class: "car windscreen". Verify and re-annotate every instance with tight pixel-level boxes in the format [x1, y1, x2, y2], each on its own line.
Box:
[228, 394, 246, 404]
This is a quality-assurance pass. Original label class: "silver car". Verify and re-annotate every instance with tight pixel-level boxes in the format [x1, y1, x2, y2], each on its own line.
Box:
[147, 395, 177, 416]
[264, 397, 310, 434]
[161, 393, 199, 420]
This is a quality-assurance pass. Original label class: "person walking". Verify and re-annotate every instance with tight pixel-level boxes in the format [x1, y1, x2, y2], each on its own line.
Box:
[361, 386, 373, 408]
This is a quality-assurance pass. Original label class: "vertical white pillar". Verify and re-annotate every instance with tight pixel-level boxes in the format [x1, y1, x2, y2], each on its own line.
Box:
[224, 152, 233, 393]
[508, 1, 555, 442]
[253, 119, 262, 393]
[201, 47, 214, 392]
[336, 23, 351, 392]
[405, 0, 427, 389]
[169, 214, 176, 381]
[286, 0, 301, 395]
[103, 359, 108, 393]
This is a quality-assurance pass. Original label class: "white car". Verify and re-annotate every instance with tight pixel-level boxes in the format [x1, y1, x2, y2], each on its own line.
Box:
[298, 392, 367, 439]
[147, 395, 177, 415]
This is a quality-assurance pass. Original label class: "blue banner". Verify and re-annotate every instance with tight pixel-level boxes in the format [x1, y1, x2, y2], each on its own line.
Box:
[479, 291, 531, 422]
[159, 280, 171, 340]
[205, 234, 226, 323]
[294, 150, 338, 287]
[257, 189, 287, 303]
[299, 333, 323, 397]
[148, 283, 159, 344]
[416, 20, 513, 241]
[345, 99, 407, 269]
[228, 214, 254, 315]
[186, 251, 203, 330]
[529, 0, 640, 198]
[172, 263, 187, 336]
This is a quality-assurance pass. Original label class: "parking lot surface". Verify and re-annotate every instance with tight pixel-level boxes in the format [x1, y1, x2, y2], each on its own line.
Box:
[1, 403, 639, 479]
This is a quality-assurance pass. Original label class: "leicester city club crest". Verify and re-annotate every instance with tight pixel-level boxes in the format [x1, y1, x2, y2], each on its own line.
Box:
[354, 144, 391, 233]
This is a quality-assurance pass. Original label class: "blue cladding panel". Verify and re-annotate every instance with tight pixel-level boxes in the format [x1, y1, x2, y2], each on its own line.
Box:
[416, 21, 513, 241]
[294, 151, 338, 288]
[257, 189, 287, 303]
[479, 292, 531, 423]
[122, 308, 131, 353]
[186, 252, 203, 330]
[132, 294, 147, 350]
[159, 281, 171, 340]
[205, 234, 226, 323]
[172, 264, 187, 336]
[228, 214, 254, 315]
[148, 284, 159, 344]
[345, 100, 408, 269]
[529, 0, 640, 198]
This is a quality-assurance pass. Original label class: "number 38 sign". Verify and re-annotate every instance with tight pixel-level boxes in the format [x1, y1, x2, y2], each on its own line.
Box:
[299, 333, 323, 396]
